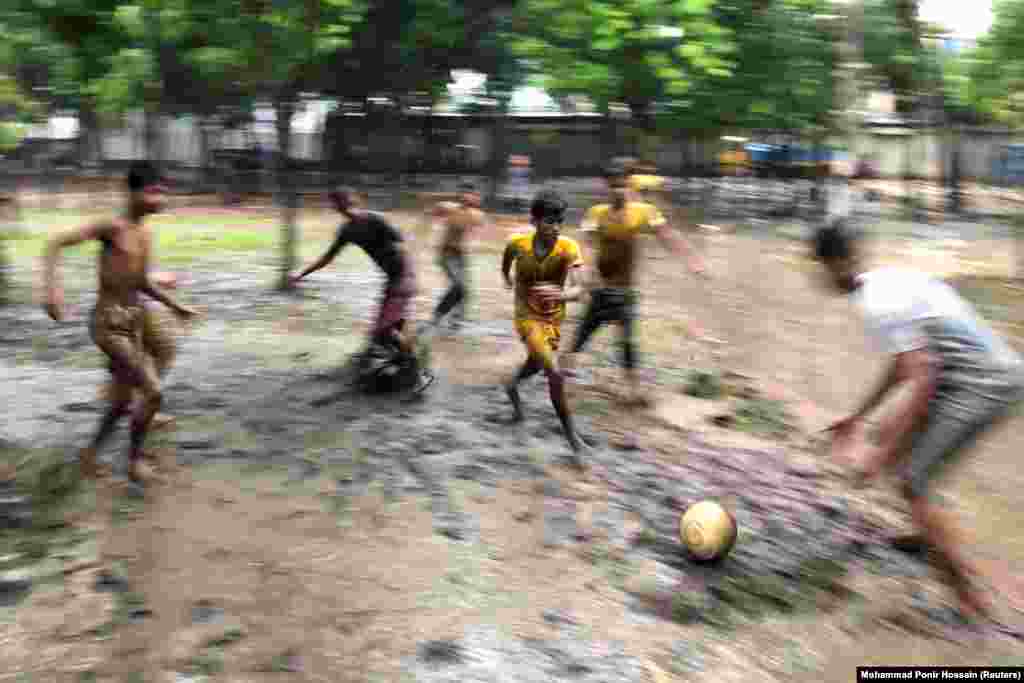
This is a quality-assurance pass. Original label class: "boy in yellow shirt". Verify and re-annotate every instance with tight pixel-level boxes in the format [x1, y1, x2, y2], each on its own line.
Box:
[566, 162, 707, 412]
[501, 190, 589, 466]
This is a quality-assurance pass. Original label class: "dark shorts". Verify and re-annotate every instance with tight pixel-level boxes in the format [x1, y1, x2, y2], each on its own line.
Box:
[902, 367, 1024, 499]
[571, 287, 638, 350]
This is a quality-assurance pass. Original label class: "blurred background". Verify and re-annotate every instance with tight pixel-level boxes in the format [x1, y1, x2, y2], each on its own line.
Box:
[2, 0, 1024, 292]
[7, 3, 1024, 679]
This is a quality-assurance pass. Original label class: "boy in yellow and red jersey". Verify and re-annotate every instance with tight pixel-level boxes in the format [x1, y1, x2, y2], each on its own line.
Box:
[501, 189, 589, 465]
[566, 161, 707, 413]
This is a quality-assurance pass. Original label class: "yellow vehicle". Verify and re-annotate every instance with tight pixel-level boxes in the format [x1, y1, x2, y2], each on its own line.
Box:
[628, 160, 666, 193]
[718, 138, 750, 175]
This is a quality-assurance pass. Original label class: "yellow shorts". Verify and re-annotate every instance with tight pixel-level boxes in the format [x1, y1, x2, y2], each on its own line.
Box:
[515, 318, 561, 372]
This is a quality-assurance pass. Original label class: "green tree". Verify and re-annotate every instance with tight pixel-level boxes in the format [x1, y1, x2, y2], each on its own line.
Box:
[5, 0, 136, 163]
[511, 0, 736, 158]
[313, 1, 521, 204]
[170, 0, 366, 290]
[964, 0, 1024, 128]
[962, 0, 1024, 276]
[859, 0, 924, 212]
[861, 0, 922, 115]
[679, 0, 835, 135]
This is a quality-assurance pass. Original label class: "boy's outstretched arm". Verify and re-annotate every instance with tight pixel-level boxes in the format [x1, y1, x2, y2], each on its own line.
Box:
[291, 234, 348, 284]
[655, 223, 707, 277]
[501, 242, 517, 289]
[141, 276, 195, 320]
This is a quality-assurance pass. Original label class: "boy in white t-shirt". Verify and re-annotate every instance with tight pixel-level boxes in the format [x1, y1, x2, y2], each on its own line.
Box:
[813, 221, 1024, 631]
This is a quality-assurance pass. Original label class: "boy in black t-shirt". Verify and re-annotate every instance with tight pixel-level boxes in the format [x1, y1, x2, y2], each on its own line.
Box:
[291, 188, 432, 393]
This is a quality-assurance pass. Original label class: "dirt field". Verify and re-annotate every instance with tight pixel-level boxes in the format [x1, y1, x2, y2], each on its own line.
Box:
[2, 204, 1024, 682]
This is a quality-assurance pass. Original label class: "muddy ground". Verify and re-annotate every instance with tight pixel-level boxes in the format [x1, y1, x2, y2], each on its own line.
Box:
[2, 205, 1024, 682]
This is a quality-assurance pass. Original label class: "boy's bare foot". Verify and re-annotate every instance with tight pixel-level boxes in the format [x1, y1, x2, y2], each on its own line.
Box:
[151, 413, 176, 430]
[128, 461, 166, 487]
[79, 448, 112, 479]
[140, 449, 174, 473]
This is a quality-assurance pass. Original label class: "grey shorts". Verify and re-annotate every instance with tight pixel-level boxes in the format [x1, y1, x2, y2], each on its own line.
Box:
[902, 367, 1024, 499]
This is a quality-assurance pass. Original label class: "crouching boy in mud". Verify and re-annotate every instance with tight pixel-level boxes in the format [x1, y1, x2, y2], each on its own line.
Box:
[501, 190, 590, 467]
[290, 187, 433, 394]
[814, 220, 1024, 634]
[43, 161, 196, 487]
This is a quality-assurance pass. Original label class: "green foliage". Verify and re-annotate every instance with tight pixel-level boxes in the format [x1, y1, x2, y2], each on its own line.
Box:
[205, 626, 246, 648]
[507, 0, 838, 135]
[0, 0, 369, 128]
[962, 0, 1024, 127]
[0, 76, 44, 122]
[733, 396, 792, 436]
[184, 650, 225, 676]
[685, 370, 723, 399]
[512, 0, 736, 119]
[88, 48, 156, 121]
[0, 122, 30, 153]
[861, 0, 923, 106]
[167, 0, 365, 106]
[692, 0, 836, 133]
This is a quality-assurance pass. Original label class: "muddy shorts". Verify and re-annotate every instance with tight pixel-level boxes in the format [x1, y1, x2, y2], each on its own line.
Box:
[90, 302, 160, 399]
[902, 355, 1024, 500]
[571, 287, 639, 369]
[374, 273, 417, 341]
[104, 307, 177, 379]
[516, 318, 562, 373]
[141, 307, 178, 376]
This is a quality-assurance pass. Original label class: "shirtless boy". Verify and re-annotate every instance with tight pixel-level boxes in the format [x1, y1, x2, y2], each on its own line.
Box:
[43, 162, 196, 485]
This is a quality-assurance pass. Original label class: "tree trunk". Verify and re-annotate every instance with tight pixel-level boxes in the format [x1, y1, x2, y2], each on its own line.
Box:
[0, 242, 7, 305]
[422, 104, 435, 174]
[809, 140, 823, 221]
[143, 2, 163, 166]
[144, 110, 161, 165]
[276, 97, 299, 292]
[488, 99, 510, 208]
[680, 135, 693, 179]
[323, 110, 341, 187]
[0, 211, 8, 305]
[600, 105, 617, 167]
[0, 188, 15, 303]
[949, 126, 963, 215]
[390, 95, 405, 207]
[196, 115, 213, 193]
[77, 105, 103, 168]
[1015, 211, 1024, 281]
[904, 133, 915, 220]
